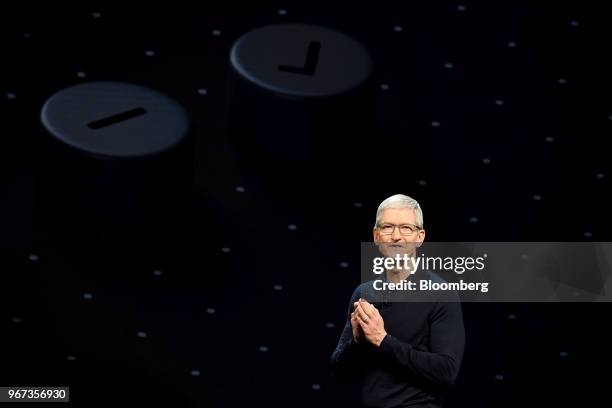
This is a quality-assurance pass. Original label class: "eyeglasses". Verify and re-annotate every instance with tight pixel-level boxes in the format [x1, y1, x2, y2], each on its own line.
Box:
[377, 223, 422, 236]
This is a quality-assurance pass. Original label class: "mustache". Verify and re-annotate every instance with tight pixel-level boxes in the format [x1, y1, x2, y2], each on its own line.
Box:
[380, 243, 417, 249]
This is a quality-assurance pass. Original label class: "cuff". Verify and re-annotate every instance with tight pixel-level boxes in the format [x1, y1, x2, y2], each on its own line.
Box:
[379, 334, 411, 355]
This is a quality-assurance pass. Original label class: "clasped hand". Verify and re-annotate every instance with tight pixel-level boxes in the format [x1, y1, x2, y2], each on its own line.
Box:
[351, 298, 387, 347]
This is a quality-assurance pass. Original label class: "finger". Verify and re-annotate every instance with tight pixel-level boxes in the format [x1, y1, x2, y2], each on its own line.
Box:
[362, 300, 378, 316]
[359, 300, 373, 318]
[359, 299, 372, 310]
[355, 303, 370, 322]
[368, 304, 379, 317]
[355, 314, 369, 328]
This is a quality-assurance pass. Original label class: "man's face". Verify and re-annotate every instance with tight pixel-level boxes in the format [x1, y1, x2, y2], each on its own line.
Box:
[373, 208, 425, 258]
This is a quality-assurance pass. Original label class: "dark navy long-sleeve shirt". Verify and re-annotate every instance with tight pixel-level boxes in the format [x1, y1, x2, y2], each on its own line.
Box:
[331, 272, 465, 408]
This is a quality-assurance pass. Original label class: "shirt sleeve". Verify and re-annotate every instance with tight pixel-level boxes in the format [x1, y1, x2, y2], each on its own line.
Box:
[330, 285, 368, 380]
[378, 299, 465, 388]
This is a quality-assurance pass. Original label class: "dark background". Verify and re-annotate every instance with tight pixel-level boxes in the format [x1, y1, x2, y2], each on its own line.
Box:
[1, 2, 610, 407]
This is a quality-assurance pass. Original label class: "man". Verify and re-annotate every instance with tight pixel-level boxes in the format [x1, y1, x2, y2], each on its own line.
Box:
[331, 194, 465, 408]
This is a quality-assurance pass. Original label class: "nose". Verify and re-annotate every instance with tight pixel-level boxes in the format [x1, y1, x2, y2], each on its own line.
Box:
[391, 227, 403, 241]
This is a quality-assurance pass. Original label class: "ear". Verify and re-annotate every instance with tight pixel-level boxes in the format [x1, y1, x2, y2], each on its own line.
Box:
[416, 229, 426, 247]
[373, 227, 379, 243]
